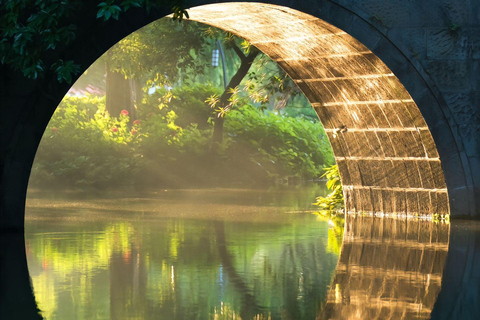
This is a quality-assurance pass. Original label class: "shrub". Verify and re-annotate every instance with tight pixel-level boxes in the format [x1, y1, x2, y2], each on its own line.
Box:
[224, 105, 334, 182]
[30, 92, 335, 189]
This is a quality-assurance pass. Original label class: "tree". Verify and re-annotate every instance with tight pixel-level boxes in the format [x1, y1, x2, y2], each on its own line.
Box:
[208, 41, 260, 148]
[0, 0, 189, 83]
[99, 17, 207, 117]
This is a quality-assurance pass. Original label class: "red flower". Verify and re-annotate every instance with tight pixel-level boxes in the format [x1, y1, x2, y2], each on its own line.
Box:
[131, 128, 138, 135]
[111, 127, 119, 132]
[120, 109, 129, 116]
[133, 120, 141, 125]
[51, 127, 58, 133]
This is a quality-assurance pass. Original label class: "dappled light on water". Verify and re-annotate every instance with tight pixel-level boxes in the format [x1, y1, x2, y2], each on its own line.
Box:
[26, 188, 338, 319]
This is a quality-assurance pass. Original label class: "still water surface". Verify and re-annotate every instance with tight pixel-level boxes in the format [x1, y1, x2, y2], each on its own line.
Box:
[25, 186, 340, 320]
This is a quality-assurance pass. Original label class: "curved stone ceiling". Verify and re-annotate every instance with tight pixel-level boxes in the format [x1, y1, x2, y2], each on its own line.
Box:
[187, 3, 449, 216]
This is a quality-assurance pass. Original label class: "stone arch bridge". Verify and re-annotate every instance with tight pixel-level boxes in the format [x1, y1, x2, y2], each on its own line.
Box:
[1, 0, 479, 230]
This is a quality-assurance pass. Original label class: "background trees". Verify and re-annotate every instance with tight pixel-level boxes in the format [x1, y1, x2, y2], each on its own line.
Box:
[28, 17, 335, 189]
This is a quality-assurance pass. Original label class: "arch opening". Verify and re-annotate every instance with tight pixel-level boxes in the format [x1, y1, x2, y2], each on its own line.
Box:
[185, 2, 449, 217]
[1, 2, 461, 319]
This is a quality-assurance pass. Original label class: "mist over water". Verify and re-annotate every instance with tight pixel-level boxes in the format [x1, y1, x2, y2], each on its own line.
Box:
[26, 187, 339, 320]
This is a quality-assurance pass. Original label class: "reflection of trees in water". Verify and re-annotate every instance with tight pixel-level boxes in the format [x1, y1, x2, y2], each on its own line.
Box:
[321, 215, 450, 320]
[26, 215, 338, 319]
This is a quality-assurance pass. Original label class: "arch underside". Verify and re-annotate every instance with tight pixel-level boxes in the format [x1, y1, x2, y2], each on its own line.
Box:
[188, 3, 449, 216]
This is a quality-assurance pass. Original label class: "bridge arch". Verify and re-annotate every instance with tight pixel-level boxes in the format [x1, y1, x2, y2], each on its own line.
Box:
[1, 1, 475, 230]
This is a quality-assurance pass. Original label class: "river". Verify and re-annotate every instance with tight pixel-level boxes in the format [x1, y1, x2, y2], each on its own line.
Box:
[20, 186, 480, 319]
[25, 185, 340, 320]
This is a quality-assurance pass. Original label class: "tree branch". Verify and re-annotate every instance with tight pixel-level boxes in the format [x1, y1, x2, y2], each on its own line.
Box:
[230, 41, 247, 60]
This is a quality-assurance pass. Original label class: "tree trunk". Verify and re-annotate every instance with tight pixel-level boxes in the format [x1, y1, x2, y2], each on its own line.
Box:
[105, 57, 139, 120]
[106, 69, 132, 117]
[210, 48, 259, 150]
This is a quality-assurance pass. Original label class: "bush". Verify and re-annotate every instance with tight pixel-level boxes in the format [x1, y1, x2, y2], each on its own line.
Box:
[30, 91, 335, 190]
[140, 83, 221, 129]
[224, 105, 334, 182]
[30, 96, 142, 189]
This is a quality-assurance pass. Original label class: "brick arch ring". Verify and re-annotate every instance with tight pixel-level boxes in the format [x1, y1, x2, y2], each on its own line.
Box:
[0, 1, 474, 230]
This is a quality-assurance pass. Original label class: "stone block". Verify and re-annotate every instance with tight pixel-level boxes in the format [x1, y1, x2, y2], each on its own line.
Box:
[418, 190, 432, 215]
[337, 159, 352, 185]
[382, 189, 394, 213]
[406, 191, 420, 214]
[424, 59, 469, 92]
[436, 192, 450, 215]
[429, 121, 461, 158]
[469, 30, 480, 59]
[403, 160, 422, 188]
[427, 29, 469, 59]
[346, 160, 362, 185]
[467, 157, 480, 214]
[448, 186, 472, 216]
[315, 0, 356, 32]
[376, 131, 395, 157]
[439, 152, 465, 189]
[388, 28, 427, 60]
[363, 131, 385, 157]
[417, 160, 435, 189]
[438, 0, 471, 27]
[350, 0, 424, 28]
[371, 189, 383, 213]
[344, 16, 381, 50]
[443, 92, 480, 128]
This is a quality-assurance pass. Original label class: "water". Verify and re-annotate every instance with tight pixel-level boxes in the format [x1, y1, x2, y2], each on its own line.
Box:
[25, 186, 340, 320]
[5, 187, 478, 319]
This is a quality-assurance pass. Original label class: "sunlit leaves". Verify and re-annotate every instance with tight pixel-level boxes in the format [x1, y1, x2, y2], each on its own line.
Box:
[206, 87, 243, 117]
[171, 5, 189, 21]
[106, 18, 204, 86]
[240, 39, 251, 53]
[313, 165, 344, 212]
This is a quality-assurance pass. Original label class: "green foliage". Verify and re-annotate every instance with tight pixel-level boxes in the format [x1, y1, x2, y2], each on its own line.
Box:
[30, 91, 334, 189]
[51, 59, 81, 83]
[142, 84, 221, 128]
[313, 164, 344, 212]
[0, 0, 79, 79]
[224, 105, 334, 182]
[96, 1, 122, 21]
[0, 0, 189, 82]
[107, 18, 205, 83]
[30, 95, 140, 188]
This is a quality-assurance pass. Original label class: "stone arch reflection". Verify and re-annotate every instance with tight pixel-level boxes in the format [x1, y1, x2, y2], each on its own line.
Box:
[322, 215, 450, 319]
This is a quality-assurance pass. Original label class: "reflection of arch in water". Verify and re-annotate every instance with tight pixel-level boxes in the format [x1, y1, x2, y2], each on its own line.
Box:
[187, 3, 449, 217]
[322, 215, 450, 319]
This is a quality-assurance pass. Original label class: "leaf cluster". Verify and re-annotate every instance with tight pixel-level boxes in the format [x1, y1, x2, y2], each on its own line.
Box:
[0, 0, 189, 82]
[313, 164, 344, 212]
[106, 19, 205, 84]
[0, 0, 81, 80]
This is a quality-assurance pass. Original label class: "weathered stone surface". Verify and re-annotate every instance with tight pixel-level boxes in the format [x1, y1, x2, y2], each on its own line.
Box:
[427, 29, 469, 59]
[424, 59, 469, 92]
[388, 28, 427, 60]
